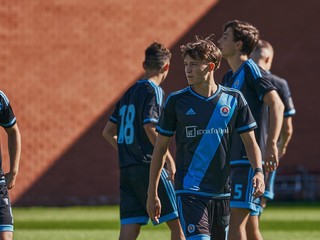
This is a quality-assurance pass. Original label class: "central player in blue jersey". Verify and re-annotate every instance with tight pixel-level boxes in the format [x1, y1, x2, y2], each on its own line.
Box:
[103, 42, 184, 240]
[218, 20, 285, 240]
[147, 35, 265, 240]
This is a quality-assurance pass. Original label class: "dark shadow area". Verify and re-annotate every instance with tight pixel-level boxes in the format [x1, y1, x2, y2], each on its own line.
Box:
[16, 0, 320, 205]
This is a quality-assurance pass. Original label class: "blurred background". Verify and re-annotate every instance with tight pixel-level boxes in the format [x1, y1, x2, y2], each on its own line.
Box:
[0, 0, 319, 206]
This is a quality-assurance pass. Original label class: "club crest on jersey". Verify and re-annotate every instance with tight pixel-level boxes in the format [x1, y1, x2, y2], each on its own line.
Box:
[187, 224, 196, 233]
[233, 80, 240, 88]
[220, 105, 230, 117]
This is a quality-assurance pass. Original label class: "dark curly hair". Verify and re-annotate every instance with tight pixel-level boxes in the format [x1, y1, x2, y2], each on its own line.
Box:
[223, 20, 260, 55]
[180, 35, 221, 71]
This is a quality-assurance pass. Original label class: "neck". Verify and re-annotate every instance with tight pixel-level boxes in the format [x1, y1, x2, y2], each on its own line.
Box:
[192, 76, 218, 98]
[226, 53, 248, 73]
[142, 72, 162, 86]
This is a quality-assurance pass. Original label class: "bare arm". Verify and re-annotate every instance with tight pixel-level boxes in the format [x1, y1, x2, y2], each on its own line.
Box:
[240, 130, 265, 198]
[147, 134, 171, 223]
[4, 123, 21, 190]
[278, 117, 293, 159]
[144, 124, 175, 181]
[102, 121, 118, 150]
[263, 90, 284, 172]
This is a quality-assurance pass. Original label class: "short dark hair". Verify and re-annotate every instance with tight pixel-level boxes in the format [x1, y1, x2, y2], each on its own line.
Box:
[180, 35, 221, 71]
[223, 20, 260, 55]
[255, 40, 274, 54]
[144, 42, 171, 70]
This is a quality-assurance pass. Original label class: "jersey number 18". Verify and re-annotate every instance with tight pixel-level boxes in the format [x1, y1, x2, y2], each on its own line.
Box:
[118, 104, 135, 144]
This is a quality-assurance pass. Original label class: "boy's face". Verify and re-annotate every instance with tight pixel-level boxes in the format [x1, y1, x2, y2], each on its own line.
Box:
[183, 54, 210, 86]
[218, 27, 237, 58]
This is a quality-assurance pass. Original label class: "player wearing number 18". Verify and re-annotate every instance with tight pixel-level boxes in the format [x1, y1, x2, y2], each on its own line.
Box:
[102, 42, 184, 240]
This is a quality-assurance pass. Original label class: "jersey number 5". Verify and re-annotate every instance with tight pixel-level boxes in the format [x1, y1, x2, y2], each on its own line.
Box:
[118, 104, 135, 144]
[234, 184, 242, 199]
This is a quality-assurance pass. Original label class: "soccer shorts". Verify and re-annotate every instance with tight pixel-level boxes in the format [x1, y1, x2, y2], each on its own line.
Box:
[263, 170, 276, 200]
[230, 166, 262, 213]
[120, 164, 178, 225]
[0, 181, 14, 232]
[177, 194, 230, 240]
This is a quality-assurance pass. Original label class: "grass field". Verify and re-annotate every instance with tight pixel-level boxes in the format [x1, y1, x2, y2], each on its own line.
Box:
[12, 202, 320, 240]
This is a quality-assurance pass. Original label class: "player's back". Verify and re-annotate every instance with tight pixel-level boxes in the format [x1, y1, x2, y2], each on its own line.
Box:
[112, 80, 164, 168]
[268, 73, 296, 117]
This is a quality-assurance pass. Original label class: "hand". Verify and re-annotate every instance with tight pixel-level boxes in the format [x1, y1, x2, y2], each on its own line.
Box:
[146, 194, 161, 223]
[264, 144, 279, 173]
[252, 172, 265, 198]
[5, 172, 17, 190]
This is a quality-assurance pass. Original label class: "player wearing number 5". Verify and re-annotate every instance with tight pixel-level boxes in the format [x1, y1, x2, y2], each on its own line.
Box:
[102, 42, 184, 240]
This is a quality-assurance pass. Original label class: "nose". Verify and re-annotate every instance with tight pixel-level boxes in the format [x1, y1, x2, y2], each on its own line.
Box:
[185, 65, 192, 73]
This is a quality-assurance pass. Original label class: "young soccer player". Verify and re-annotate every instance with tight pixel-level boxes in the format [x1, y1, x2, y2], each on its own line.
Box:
[245, 39, 296, 238]
[147, 35, 265, 240]
[0, 90, 21, 240]
[102, 42, 184, 240]
[218, 20, 284, 240]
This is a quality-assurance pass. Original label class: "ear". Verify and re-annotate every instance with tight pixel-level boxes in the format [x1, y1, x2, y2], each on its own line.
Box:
[163, 63, 169, 71]
[142, 61, 146, 70]
[209, 63, 215, 71]
[235, 40, 243, 51]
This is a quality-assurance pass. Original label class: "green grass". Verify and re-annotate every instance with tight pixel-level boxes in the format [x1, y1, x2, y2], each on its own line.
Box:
[11, 202, 320, 240]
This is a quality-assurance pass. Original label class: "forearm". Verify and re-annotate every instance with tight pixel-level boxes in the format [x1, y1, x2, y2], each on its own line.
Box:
[246, 141, 263, 170]
[7, 125, 21, 174]
[102, 121, 118, 150]
[267, 103, 284, 147]
[279, 117, 293, 151]
[148, 135, 171, 197]
[241, 131, 263, 170]
[148, 146, 167, 197]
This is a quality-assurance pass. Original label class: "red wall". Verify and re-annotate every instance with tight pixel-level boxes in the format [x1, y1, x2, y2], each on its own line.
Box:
[0, 0, 318, 206]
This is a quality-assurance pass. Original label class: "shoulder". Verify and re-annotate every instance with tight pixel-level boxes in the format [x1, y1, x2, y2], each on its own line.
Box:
[220, 85, 245, 98]
[167, 87, 189, 99]
[268, 73, 288, 87]
[0, 90, 10, 106]
[244, 59, 264, 78]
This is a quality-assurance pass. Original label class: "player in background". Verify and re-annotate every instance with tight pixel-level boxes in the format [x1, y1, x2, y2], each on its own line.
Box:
[250, 39, 296, 209]
[147, 35, 265, 240]
[0, 90, 21, 240]
[102, 42, 184, 240]
[218, 20, 284, 240]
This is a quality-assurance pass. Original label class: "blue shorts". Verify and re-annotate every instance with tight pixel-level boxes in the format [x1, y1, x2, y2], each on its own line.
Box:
[120, 165, 178, 225]
[0, 180, 14, 232]
[177, 194, 230, 240]
[230, 166, 262, 213]
[263, 170, 276, 200]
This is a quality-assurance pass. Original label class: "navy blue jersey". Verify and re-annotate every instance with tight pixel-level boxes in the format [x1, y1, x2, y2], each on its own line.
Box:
[268, 72, 296, 117]
[0, 91, 16, 128]
[156, 85, 257, 197]
[0, 91, 16, 177]
[222, 59, 276, 165]
[110, 80, 164, 168]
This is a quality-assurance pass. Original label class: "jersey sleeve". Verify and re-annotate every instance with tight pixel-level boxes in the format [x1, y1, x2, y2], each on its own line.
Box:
[278, 80, 296, 117]
[248, 66, 276, 101]
[0, 91, 16, 128]
[142, 88, 164, 125]
[235, 92, 257, 134]
[156, 95, 176, 137]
